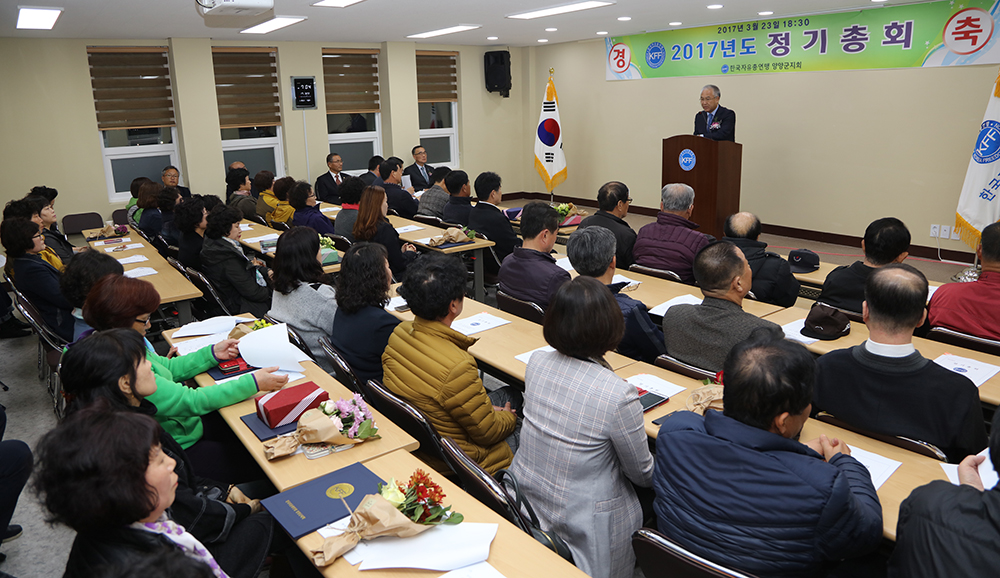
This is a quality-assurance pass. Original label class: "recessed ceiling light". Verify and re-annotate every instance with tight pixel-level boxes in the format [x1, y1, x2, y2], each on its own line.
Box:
[707, 4, 724, 9]
[407, 24, 481, 39]
[758, 11, 773, 16]
[16, 7, 63, 30]
[508, 1, 614, 20]
[311, 0, 366, 7]
[241, 16, 307, 34]
[487, 36, 499, 40]
[669, 22, 682, 26]
[871, 0, 888, 2]
[545, 27, 558, 31]
[618, 16, 631, 21]
[597, 31, 608, 35]
[538, 38, 549, 42]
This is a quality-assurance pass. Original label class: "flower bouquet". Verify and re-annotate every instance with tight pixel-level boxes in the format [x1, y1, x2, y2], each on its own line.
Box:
[263, 394, 380, 460]
[310, 469, 463, 567]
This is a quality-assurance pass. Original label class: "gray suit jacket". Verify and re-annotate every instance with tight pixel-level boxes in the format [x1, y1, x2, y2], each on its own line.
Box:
[662, 296, 782, 373]
[509, 350, 654, 578]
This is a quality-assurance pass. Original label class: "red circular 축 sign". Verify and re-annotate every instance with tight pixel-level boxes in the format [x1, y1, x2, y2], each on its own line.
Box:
[944, 8, 994, 56]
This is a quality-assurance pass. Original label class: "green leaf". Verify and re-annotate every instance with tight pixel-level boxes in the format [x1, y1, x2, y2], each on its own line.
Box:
[413, 504, 424, 522]
[358, 419, 378, 439]
[443, 512, 464, 524]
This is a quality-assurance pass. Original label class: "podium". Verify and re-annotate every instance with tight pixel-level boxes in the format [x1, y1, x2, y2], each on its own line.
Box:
[661, 135, 742, 240]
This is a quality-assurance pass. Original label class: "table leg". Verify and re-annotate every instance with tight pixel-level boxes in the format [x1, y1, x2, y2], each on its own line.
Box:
[473, 248, 485, 302]
[176, 301, 193, 324]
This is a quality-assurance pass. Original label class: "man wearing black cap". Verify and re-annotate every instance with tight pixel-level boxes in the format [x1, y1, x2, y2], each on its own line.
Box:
[722, 212, 799, 307]
[813, 263, 986, 463]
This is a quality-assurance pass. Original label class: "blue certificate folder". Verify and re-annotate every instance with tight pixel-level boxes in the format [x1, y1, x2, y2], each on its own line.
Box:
[262, 462, 385, 539]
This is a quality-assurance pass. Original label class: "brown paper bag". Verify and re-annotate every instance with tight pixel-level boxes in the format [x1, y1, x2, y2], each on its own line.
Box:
[428, 227, 473, 247]
[228, 324, 253, 340]
[311, 494, 431, 566]
[262, 409, 366, 460]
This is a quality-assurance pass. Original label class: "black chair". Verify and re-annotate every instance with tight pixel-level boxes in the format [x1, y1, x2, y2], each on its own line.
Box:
[412, 214, 447, 228]
[157, 235, 179, 259]
[185, 267, 232, 316]
[111, 208, 129, 226]
[814, 412, 947, 461]
[629, 263, 684, 283]
[244, 212, 268, 226]
[9, 281, 68, 418]
[632, 528, 759, 578]
[471, 231, 502, 287]
[263, 315, 313, 358]
[439, 436, 528, 532]
[271, 221, 291, 232]
[61, 212, 104, 235]
[364, 378, 454, 475]
[317, 336, 364, 394]
[496, 290, 544, 324]
[927, 326, 1000, 356]
[654, 354, 717, 381]
[322, 233, 353, 253]
[165, 256, 191, 281]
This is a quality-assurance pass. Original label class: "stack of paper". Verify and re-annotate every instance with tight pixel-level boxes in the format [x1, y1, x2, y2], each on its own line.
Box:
[514, 345, 556, 365]
[239, 223, 252, 231]
[933, 354, 1000, 387]
[781, 319, 819, 345]
[320, 206, 340, 213]
[173, 316, 241, 338]
[385, 296, 408, 311]
[174, 332, 231, 356]
[238, 323, 305, 372]
[611, 274, 641, 290]
[625, 374, 687, 399]
[940, 448, 999, 489]
[452, 313, 511, 336]
[124, 267, 158, 278]
[848, 447, 902, 490]
[395, 225, 423, 234]
[649, 294, 702, 317]
[116, 255, 148, 265]
[104, 243, 144, 253]
[555, 257, 574, 272]
[243, 233, 280, 244]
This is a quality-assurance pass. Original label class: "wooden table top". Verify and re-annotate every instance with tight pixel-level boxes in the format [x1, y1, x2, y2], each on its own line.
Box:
[83, 227, 202, 304]
[297, 449, 591, 578]
[239, 219, 342, 274]
[163, 325, 418, 491]
[386, 215, 495, 255]
[784, 255, 944, 289]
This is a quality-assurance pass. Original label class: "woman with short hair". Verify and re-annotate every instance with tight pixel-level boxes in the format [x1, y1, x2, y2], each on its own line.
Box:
[0, 217, 74, 340]
[158, 187, 183, 246]
[200, 205, 272, 317]
[58, 248, 124, 340]
[352, 186, 417, 279]
[267, 177, 296, 226]
[137, 181, 165, 237]
[225, 168, 256, 218]
[288, 181, 335, 235]
[174, 197, 207, 270]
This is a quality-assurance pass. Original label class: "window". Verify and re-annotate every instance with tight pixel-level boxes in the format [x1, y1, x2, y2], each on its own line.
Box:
[416, 52, 459, 167]
[323, 49, 381, 173]
[88, 47, 179, 202]
[213, 48, 284, 177]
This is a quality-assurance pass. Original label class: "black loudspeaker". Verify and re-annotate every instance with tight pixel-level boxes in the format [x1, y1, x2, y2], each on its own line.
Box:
[485, 50, 511, 98]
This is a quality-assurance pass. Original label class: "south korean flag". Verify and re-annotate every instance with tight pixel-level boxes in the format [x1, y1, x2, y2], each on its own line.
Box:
[534, 76, 567, 192]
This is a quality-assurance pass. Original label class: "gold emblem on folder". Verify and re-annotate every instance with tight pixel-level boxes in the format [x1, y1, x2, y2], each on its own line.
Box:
[326, 483, 354, 499]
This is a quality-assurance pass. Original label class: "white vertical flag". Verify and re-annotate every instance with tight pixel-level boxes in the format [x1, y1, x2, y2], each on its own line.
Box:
[956, 67, 1000, 248]
[534, 75, 567, 192]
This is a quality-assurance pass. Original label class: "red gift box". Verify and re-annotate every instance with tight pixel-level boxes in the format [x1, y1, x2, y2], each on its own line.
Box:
[255, 381, 330, 429]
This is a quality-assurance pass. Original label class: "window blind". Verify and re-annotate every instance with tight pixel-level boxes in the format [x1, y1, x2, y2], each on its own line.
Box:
[87, 48, 175, 130]
[212, 49, 281, 129]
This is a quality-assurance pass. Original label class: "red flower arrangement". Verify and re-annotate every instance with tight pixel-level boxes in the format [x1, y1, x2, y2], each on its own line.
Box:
[379, 468, 463, 525]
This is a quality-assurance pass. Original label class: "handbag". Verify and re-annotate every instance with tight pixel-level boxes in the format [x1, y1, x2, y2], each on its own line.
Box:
[494, 469, 574, 563]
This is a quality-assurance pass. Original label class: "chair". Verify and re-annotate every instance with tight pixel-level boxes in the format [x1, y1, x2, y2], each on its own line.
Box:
[412, 214, 446, 228]
[471, 231, 502, 287]
[438, 436, 528, 532]
[814, 412, 947, 461]
[165, 256, 191, 281]
[263, 314, 313, 358]
[270, 221, 291, 232]
[927, 326, 1000, 356]
[323, 233, 353, 253]
[317, 336, 364, 394]
[363, 378, 454, 474]
[185, 267, 232, 316]
[61, 212, 103, 235]
[654, 354, 717, 381]
[111, 208, 129, 226]
[632, 528, 759, 578]
[496, 290, 545, 324]
[244, 212, 268, 226]
[629, 263, 684, 283]
[9, 282, 68, 418]
[157, 235, 179, 259]
[387, 208, 400, 217]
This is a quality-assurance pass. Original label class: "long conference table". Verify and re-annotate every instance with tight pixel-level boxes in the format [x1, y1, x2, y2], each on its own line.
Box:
[239, 219, 343, 275]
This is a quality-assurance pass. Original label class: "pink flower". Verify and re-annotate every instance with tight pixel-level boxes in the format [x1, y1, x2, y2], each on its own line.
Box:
[348, 422, 360, 438]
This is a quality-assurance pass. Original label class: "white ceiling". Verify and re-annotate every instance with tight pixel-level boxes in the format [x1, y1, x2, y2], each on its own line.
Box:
[1, 0, 930, 46]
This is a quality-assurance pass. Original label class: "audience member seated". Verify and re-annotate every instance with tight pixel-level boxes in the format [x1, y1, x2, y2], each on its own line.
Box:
[158, 187, 182, 246]
[174, 197, 207, 271]
[267, 176, 295, 226]
[331, 242, 401, 384]
[633, 183, 713, 282]
[160, 165, 191, 198]
[568, 227, 664, 363]
[253, 170, 277, 221]
[403, 145, 434, 192]
[814, 264, 986, 463]
[416, 166, 452, 220]
[60, 330, 278, 578]
[442, 170, 473, 226]
[662, 241, 782, 372]
[82, 275, 287, 481]
[3, 198, 64, 272]
[578, 181, 637, 270]
[333, 176, 365, 242]
[498, 202, 569, 309]
[126, 176, 153, 226]
[378, 158, 418, 219]
[359, 155, 383, 187]
[201, 194, 223, 212]
[201, 205, 273, 318]
[289, 181, 335, 236]
[137, 181, 165, 240]
[59, 249, 124, 340]
[889, 410, 1000, 576]
[314, 153, 344, 204]
[820, 217, 910, 314]
[928, 221, 1000, 340]
[268, 226, 338, 372]
[30, 190, 80, 263]
[225, 167, 256, 219]
[34, 405, 235, 578]
[510, 276, 653, 578]
[383, 254, 519, 474]
[353, 186, 418, 279]
[1, 217, 74, 340]
[654, 334, 883, 577]
[0, 405, 30, 564]
[722, 211, 800, 307]
[468, 171, 520, 268]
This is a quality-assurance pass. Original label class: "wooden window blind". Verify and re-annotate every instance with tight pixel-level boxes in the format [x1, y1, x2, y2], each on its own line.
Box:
[415, 52, 458, 103]
[322, 49, 380, 114]
[87, 47, 175, 130]
[212, 48, 281, 129]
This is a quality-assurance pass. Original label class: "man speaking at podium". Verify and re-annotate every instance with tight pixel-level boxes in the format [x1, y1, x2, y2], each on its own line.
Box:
[694, 84, 735, 142]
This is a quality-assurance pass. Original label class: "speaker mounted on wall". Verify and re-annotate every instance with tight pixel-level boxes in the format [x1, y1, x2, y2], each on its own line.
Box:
[484, 50, 511, 98]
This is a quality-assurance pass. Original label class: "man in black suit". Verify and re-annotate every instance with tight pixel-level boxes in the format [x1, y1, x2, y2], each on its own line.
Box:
[694, 84, 735, 142]
[360, 155, 383, 187]
[403, 145, 435, 192]
[379, 158, 419, 219]
[469, 171, 521, 272]
[442, 170, 473, 226]
[315, 152, 344, 204]
[161, 165, 191, 198]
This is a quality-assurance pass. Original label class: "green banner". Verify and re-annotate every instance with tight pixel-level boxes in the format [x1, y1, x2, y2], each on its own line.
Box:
[606, 0, 1000, 80]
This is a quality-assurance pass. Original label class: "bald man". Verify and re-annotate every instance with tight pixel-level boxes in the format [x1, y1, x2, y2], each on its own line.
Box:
[722, 212, 800, 307]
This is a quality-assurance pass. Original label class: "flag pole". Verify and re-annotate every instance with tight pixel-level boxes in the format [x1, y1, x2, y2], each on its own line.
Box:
[549, 67, 555, 205]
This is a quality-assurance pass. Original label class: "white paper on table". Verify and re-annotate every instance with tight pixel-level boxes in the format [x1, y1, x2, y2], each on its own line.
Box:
[238, 323, 304, 372]
[414, 190, 425, 198]
[116, 255, 149, 265]
[173, 316, 238, 338]
[94, 237, 131, 245]
[414, 237, 433, 245]
[625, 374, 687, 399]
[781, 319, 819, 345]
[105, 243, 144, 253]
[216, 369, 305, 385]
[515, 345, 555, 365]
[124, 267, 158, 278]
[451, 313, 511, 336]
[385, 296, 408, 311]
[239, 224, 252, 231]
[649, 294, 703, 317]
[940, 448, 999, 490]
[441, 562, 508, 578]
[320, 206, 340, 213]
[554, 256, 574, 272]
[926, 285, 938, 302]
[174, 332, 231, 356]
[395, 225, 423, 234]
[611, 274, 641, 290]
[848, 446, 902, 490]
[401, 175, 412, 189]
[933, 354, 1000, 387]
[243, 233, 280, 244]
[343, 522, 498, 571]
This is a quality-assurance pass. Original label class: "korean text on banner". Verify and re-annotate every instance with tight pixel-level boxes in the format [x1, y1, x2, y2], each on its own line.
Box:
[534, 76, 567, 192]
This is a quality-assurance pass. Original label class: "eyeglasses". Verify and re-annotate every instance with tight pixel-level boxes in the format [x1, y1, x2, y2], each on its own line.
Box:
[135, 316, 151, 326]
[32, 232, 44, 239]
[163, 173, 179, 179]
[699, 96, 717, 102]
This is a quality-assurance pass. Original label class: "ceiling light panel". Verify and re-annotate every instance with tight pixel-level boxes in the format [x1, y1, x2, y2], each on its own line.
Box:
[16, 7, 63, 30]
[241, 16, 307, 34]
[312, 0, 366, 6]
[407, 24, 481, 39]
[507, 1, 614, 20]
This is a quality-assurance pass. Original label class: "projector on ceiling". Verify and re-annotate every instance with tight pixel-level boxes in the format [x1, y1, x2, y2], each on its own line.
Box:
[197, 0, 273, 17]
